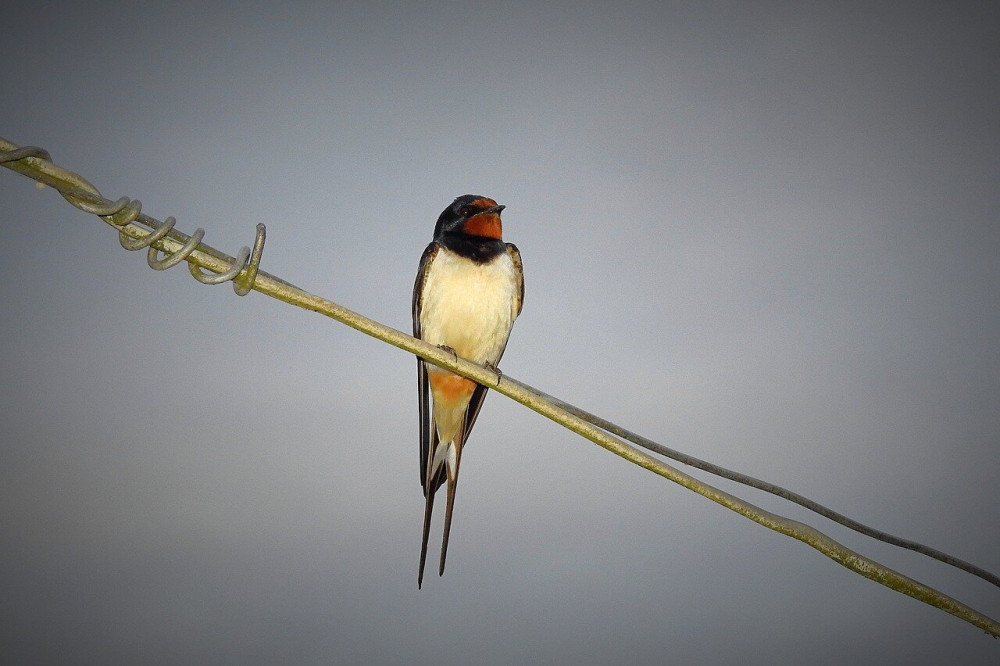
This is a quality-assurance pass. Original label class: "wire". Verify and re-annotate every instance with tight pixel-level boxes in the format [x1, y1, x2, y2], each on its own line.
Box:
[554, 398, 1000, 588]
[2, 136, 997, 636]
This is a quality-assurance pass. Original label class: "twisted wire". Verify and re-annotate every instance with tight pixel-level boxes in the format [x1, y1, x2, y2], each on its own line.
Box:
[0, 141, 265, 295]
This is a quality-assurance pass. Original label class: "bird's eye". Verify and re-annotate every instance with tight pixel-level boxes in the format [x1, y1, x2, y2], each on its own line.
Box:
[458, 205, 474, 217]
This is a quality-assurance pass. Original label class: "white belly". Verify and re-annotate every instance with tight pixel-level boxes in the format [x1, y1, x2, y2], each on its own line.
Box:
[419, 248, 519, 365]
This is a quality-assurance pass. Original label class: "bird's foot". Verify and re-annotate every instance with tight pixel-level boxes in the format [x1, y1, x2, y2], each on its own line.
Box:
[485, 361, 503, 387]
[437, 344, 459, 362]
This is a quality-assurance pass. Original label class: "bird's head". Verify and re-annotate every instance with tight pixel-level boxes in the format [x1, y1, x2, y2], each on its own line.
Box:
[434, 195, 505, 240]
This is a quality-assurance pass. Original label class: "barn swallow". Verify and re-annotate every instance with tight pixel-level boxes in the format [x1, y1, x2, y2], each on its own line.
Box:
[412, 194, 524, 588]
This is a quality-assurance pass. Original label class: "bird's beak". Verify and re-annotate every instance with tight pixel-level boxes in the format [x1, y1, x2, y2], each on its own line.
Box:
[484, 204, 505, 215]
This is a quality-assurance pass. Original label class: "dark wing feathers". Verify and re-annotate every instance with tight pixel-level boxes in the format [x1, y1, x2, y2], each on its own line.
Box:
[507, 243, 524, 319]
[413, 242, 441, 494]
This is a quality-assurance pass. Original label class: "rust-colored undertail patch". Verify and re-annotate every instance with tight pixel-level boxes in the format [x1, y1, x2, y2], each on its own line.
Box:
[428, 371, 477, 403]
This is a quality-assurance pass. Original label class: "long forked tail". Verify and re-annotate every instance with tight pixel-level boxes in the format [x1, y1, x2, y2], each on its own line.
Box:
[417, 487, 436, 589]
[438, 443, 463, 577]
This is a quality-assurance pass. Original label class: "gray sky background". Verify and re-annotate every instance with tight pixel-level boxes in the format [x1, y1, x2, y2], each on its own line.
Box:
[2, 2, 998, 663]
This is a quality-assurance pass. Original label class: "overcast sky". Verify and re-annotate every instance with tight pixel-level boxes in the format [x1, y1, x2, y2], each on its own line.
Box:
[2, 2, 998, 663]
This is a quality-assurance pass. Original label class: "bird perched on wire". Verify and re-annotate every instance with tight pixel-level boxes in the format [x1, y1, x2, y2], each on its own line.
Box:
[412, 194, 524, 588]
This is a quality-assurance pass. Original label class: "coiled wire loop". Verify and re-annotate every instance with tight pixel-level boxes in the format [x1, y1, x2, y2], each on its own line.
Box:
[0, 142, 266, 296]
